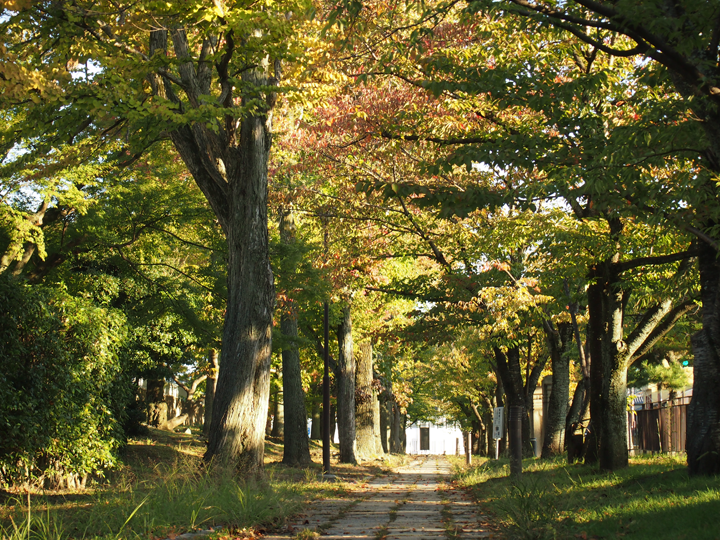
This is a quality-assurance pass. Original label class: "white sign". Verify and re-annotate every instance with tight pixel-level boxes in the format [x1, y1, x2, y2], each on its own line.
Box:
[493, 407, 504, 440]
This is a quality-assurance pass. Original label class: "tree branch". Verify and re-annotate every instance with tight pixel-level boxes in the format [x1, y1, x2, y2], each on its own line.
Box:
[625, 298, 674, 359]
[630, 300, 697, 364]
[615, 249, 698, 273]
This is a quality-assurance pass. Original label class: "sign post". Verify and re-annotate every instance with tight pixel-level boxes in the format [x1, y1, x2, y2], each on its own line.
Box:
[492, 406, 504, 460]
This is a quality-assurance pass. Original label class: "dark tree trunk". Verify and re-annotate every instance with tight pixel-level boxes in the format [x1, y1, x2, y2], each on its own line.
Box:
[146, 29, 278, 475]
[202, 110, 275, 474]
[390, 402, 403, 453]
[565, 378, 590, 445]
[203, 349, 219, 438]
[279, 210, 311, 466]
[542, 322, 572, 457]
[524, 338, 548, 457]
[372, 377, 384, 456]
[587, 250, 690, 471]
[494, 346, 536, 458]
[586, 279, 604, 465]
[484, 409, 493, 456]
[336, 304, 357, 463]
[687, 242, 720, 475]
[596, 263, 631, 471]
[356, 341, 378, 459]
[380, 398, 390, 453]
[146, 378, 167, 428]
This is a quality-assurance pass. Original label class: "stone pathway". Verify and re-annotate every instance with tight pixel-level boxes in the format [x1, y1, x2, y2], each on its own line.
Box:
[265, 456, 494, 539]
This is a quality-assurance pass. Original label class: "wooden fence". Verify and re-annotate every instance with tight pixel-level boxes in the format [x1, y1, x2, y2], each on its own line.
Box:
[630, 396, 689, 454]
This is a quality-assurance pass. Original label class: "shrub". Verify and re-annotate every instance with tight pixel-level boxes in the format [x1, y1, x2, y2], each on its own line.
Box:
[0, 275, 129, 488]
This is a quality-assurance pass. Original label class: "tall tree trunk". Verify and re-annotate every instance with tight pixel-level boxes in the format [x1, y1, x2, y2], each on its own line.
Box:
[565, 303, 590, 445]
[597, 265, 630, 471]
[203, 349, 219, 438]
[279, 210, 311, 466]
[523, 337, 547, 457]
[586, 279, 604, 464]
[542, 322, 572, 457]
[336, 304, 357, 463]
[588, 252, 690, 471]
[380, 397, 390, 453]
[372, 374, 384, 456]
[202, 109, 275, 474]
[687, 242, 720, 475]
[147, 29, 278, 475]
[494, 346, 535, 458]
[390, 402, 403, 453]
[356, 341, 378, 460]
[565, 378, 590, 445]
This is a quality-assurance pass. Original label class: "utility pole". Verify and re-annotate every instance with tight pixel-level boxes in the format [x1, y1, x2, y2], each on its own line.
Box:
[322, 217, 331, 475]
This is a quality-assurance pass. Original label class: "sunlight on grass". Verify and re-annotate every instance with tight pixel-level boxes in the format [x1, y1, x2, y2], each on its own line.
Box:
[0, 434, 345, 540]
[454, 454, 720, 540]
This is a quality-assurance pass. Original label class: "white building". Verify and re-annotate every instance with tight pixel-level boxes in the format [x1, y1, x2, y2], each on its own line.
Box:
[405, 420, 466, 455]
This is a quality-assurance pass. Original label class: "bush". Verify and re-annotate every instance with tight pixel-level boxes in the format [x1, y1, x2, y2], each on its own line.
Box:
[0, 275, 129, 488]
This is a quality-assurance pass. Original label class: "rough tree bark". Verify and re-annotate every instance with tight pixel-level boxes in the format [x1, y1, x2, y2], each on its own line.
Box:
[203, 349, 219, 438]
[336, 304, 357, 463]
[390, 401, 404, 453]
[278, 209, 311, 466]
[687, 242, 720, 475]
[356, 341, 379, 460]
[372, 377, 384, 456]
[587, 251, 695, 470]
[380, 393, 390, 453]
[379, 372, 395, 453]
[144, 26, 279, 475]
[541, 321, 572, 457]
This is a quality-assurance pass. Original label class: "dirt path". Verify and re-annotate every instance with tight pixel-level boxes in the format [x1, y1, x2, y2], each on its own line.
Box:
[266, 455, 495, 539]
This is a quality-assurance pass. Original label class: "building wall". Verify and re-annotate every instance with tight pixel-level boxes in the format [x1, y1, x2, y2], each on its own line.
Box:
[405, 422, 466, 455]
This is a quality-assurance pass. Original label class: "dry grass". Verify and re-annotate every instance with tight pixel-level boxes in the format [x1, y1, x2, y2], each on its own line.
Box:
[0, 427, 394, 540]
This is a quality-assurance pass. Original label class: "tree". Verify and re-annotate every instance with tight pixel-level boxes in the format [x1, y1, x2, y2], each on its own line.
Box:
[277, 208, 312, 466]
[1, 0, 310, 474]
[541, 320, 573, 457]
[462, 0, 720, 477]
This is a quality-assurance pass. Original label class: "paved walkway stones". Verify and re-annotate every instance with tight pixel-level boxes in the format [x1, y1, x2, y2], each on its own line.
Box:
[265, 456, 494, 539]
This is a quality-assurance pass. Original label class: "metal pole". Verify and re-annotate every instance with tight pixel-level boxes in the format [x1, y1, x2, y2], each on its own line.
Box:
[466, 432, 472, 465]
[509, 405, 523, 477]
[322, 301, 331, 473]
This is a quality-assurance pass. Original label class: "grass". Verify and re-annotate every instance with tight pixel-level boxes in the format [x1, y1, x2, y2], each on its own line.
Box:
[0, 428, 382, 540]
[451, 454, 720, 540]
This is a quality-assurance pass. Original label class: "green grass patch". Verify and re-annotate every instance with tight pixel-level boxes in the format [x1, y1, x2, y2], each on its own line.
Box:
[453, 454, 720, 540]
[0, 430, 350, 540]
